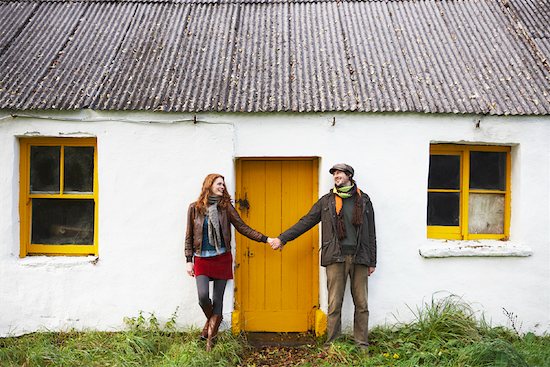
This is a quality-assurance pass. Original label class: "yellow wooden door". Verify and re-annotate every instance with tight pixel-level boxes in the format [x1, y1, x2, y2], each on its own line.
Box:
[234, 159, 319, 332]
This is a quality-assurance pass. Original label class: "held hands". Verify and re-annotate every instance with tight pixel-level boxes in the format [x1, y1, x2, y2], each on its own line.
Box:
[267, 237, 283, 250]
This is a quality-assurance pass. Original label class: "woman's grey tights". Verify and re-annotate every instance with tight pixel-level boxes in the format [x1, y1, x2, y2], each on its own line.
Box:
[196, 275, 227, 315]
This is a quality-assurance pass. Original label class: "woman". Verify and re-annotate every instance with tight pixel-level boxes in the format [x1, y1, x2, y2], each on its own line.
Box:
[185, 173, 272, 351]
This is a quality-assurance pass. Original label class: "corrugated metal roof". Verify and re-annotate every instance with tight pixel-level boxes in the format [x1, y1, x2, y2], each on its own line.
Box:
[0, 0, 548, 115]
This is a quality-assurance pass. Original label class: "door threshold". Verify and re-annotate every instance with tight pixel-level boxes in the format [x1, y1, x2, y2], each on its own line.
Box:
[245, 332, 317, 348]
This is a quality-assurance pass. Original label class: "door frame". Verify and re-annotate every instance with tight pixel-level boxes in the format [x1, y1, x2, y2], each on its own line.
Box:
[232, 157, 323, 334]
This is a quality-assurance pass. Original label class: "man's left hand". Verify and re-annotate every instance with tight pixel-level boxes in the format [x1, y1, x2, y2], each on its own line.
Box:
[368, 267, 376, 276]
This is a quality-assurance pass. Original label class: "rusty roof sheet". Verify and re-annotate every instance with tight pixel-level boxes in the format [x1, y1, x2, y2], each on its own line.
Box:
[0, 0, 548, 115]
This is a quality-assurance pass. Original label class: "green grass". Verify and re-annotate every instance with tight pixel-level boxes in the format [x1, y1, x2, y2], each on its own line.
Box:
[0, 311, 245, 367]
[1, 297, 549, 367]
[0, 330, 245, 367]
[316, 296, 550, 367]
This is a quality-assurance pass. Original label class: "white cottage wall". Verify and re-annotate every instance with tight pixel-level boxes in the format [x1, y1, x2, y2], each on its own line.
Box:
[0, 110, 548, 337]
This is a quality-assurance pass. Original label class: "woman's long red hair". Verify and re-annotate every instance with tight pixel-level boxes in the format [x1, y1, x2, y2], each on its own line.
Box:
[195, 173, 232, 214]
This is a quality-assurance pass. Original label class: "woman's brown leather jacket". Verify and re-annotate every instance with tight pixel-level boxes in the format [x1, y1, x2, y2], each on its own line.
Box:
[185, 202, 268, 261]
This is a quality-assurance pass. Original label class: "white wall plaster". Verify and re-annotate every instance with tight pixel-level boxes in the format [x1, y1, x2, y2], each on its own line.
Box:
[0, 111, 548, 337]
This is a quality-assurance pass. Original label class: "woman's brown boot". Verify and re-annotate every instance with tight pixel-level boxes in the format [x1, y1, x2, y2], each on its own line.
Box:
[206, 314, 223, 352]
[200, 303, 213, 340]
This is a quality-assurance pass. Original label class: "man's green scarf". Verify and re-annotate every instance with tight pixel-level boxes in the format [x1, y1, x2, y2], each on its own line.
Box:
[333, 185, 354, 199]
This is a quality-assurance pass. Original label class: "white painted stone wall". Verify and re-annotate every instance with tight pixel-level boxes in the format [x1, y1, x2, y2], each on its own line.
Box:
[0, 110, 548, 337]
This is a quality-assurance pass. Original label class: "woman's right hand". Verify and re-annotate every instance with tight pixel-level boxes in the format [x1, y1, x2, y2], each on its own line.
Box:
[186, 262, 195, 277]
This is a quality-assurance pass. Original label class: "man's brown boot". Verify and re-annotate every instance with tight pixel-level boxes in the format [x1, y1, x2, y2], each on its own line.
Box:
[206, 314, 223, 352]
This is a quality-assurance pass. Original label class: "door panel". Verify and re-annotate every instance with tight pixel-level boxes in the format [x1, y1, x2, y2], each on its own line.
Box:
[235, 158, 319, 332]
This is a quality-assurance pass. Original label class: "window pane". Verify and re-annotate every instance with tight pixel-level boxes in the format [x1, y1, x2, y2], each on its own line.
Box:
[31, 199, 94, 244]
[470, 151, 506, 190]
[428, 155, 460, 189]
[64, 147, 94, 193]
[468, 193, 504, 234]
[30, 146, 60, 193]
[427, 192, 460, 226]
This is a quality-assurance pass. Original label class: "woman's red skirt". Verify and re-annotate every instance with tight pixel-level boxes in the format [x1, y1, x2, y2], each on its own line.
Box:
[194, 251, 233, 280]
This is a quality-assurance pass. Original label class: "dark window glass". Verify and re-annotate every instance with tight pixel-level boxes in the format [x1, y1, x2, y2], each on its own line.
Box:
[470, 151, 506, 190]
[30, 146, 60, 193]
[428, 155, 460, 189]
[427, 192, 460, 226]
[31, 199, 94, 244]
[64, 147, 94, 193]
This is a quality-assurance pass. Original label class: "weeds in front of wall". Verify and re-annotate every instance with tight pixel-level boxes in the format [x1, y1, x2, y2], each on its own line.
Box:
[0, 297, 549, 367]
[246, 295, 549, 367]
[123, 307, 179, 333]
[0, 309, 245, 367]
[502, 307, 524, 337]
[121, 308, 245, 367]
[359, 295, 542, 367]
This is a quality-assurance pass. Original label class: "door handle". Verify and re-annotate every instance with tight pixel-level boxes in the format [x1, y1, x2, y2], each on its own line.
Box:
[236, 193, 250, 212]
[246, 249, 255, 257]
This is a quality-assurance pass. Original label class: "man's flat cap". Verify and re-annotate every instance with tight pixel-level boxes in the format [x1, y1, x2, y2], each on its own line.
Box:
[329, 163, 354, 177]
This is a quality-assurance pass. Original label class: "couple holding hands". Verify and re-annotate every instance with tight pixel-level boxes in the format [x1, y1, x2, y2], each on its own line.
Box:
[185, 164, 377, 352]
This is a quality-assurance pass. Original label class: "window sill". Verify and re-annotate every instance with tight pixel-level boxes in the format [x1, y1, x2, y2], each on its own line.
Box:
[419, 240, 533, 258]
[18, 255, 99, 267]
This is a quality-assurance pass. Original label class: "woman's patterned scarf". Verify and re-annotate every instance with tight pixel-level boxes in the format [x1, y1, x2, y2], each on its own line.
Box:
[207, 196, 223, 253]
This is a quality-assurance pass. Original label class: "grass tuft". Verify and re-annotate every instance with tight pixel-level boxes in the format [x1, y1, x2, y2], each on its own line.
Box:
[457, 339, 529, 367]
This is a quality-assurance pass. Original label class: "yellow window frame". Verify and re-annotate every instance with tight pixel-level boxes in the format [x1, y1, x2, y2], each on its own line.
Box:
[427, 144, 511, 241]
[19, 137, 98, 257]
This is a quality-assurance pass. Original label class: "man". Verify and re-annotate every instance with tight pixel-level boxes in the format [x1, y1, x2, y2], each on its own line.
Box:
[271, 163, 376, 349]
